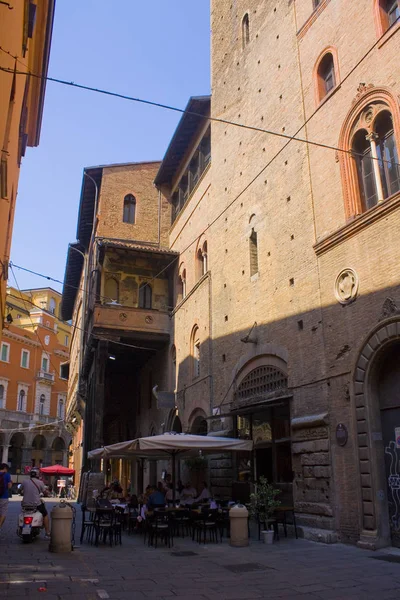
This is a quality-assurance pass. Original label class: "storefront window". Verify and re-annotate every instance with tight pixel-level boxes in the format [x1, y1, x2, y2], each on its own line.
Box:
[235, 401, 293, 485]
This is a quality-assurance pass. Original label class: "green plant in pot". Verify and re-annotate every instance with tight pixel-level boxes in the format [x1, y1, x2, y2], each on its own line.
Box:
[249, 476, 281, 528]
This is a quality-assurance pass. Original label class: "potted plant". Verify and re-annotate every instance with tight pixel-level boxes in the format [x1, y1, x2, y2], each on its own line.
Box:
[249, 476, 281, 544]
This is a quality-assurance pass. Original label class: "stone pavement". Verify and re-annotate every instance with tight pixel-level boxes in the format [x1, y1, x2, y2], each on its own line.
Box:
[1, 498, 400, 600]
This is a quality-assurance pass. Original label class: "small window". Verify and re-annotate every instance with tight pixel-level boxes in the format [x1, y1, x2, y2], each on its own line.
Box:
[58, 398, 64, 419]
[317, 52, 336, 100]
[139, 282, 152, 309]
[49, 298, 56, 314]
[39, 394, 46, 416]
[0, 384, 4, 409]
[249, 229, 259, 276]
[123, 194, 136, 224]
[385, 0, 400, 27]
[1, 342, 10, 362]
[18, 389, 25, 411]
[60, 362, 70, 380]
[242, 13, 250, 48]
[21, 349, 30, 369]
[64, 335, 69, 347]
[179, 269, 187, 301]
[191, 325, 200, 379]
[42, 355, 49, 372]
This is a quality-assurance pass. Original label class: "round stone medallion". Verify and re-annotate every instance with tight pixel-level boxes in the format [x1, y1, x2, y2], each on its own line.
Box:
[334, 268, 359, 305]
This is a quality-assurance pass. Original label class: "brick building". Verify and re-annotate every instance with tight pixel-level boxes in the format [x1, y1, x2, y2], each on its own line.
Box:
[63, 0, 400, 548]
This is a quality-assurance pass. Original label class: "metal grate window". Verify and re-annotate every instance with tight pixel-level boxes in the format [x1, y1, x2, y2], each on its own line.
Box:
[237, 366, 287, 401]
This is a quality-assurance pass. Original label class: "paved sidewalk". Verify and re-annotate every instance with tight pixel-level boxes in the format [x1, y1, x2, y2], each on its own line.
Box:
[1, 498, 400, 600]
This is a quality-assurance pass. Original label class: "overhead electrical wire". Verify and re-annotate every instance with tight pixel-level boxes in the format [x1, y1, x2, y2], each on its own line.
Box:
[6, 291, 158, 353]
[3, 17, 399, 411]
[10, 264, 68, 392]
[6, 14, 400, 311]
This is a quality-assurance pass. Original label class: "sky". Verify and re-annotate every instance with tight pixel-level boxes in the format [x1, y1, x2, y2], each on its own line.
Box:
[11, 0, 210, 292]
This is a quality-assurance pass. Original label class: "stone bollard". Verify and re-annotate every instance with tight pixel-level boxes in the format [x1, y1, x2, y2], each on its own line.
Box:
[49, 501, 73, 553]
[229, 504, 249, 547]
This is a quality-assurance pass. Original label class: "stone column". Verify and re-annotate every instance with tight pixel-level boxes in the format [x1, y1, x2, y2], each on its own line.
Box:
[1, 445, 10, 464]
[366, 132, 384, 203]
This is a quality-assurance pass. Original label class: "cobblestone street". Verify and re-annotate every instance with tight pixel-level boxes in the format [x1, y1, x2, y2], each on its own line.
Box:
[1, 499, 400, 600]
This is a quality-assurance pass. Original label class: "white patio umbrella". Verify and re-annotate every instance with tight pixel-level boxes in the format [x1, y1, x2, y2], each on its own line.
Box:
[88, 432, 253, 500]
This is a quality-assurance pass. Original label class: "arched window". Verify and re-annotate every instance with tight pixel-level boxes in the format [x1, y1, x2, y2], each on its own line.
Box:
[138, 282, 152, 309]
[352, 111, 400, 212]
[196, 241, 208, 280]
[123, 194, 136, 224]
[191, 325, 200, 379]
[49, 298, 56, 314]
[242, 13, 250, 48]
[375, 0, 400, 35]
[179, 269, 186, 301]
[339, 88, 400, 219]
[104, 277, 119, 303]
[18, 389, 25, 411]
[315, 50, 338, 103]
[39, 394, 46, 416]
[249, 228, 258, 276]
[0, 384, 4, 408]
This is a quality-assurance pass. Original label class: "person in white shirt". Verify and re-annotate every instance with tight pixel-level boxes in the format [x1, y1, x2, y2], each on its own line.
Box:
[180, 482, 197, 505]
[195, 481, 211, 503]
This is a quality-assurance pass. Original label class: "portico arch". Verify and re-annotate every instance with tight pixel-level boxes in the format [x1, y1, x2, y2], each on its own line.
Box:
[353, 317, 400, 549]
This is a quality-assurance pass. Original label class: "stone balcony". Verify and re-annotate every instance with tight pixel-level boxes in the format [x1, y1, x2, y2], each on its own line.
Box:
[36, 369, 55, 383]
[93, 304, 171, 343]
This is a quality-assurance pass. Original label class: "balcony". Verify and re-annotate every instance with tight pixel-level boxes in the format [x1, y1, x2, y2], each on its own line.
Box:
[93, 304, 170, 343]
[36, 370, 55, 383]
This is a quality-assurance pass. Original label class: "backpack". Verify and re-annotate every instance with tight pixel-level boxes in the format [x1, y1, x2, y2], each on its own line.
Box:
[0, 473, 5, 497]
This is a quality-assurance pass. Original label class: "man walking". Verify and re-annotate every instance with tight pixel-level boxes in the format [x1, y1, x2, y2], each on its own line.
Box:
[0, 463, 12, 532]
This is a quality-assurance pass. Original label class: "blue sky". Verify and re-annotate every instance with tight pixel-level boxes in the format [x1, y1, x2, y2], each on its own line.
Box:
[11, 0, 210, 291]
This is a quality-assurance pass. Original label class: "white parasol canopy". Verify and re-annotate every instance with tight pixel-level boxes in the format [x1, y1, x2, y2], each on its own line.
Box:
[88, 432, 253, 460]
[88, 432, 253, 501]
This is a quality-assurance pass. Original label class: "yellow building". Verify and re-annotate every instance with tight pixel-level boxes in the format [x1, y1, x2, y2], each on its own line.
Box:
[0, 0, 55, 335]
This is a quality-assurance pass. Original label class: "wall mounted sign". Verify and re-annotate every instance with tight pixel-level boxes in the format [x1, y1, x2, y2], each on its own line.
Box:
[336, 423, 348, 447]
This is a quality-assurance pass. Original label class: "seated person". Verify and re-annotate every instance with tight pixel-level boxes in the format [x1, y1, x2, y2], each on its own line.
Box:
[180, 482, 197, 505]
[147, 482, 166, 509]
[195, 481, 211, 503]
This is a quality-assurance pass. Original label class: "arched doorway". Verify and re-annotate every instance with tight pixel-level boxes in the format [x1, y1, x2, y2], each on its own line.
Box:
[52, 437, 66, 465]
[9, 432, 25, 473]
[233, 358, 292, 503]
[32, 435, 46, 467]
[171, 415, 182, 433]
[354, 319, 400, 549]
[191, 415, 208, 436]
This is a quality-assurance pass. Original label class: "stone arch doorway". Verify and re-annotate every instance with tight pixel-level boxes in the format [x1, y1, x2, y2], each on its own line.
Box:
[9, 432, 25, 473]
[354, 318, 400, 549]
[190, 413, 208, 436]
[233, 356, 292, 502]
[52, 437, 66, 465]
[32, 435, 47, 467]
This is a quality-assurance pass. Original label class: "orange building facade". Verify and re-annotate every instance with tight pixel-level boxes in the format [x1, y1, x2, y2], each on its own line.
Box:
[0, 0, 55, 336]
[0, 287, 70, 474]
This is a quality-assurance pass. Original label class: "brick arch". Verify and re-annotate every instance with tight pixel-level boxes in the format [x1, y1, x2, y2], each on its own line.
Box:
[353, 317, 400, 543]
[338, 86, 400, 220]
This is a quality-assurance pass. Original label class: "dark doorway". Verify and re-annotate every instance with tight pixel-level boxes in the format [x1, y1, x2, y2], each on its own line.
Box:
[378, 343, 400, 547]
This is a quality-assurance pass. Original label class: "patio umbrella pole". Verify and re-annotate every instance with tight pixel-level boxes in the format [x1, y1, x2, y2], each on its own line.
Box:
[172, 451, 176, 503]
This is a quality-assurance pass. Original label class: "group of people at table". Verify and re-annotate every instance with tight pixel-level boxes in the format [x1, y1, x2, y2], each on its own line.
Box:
[100, 476, 215, 520]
